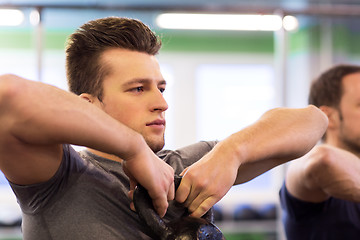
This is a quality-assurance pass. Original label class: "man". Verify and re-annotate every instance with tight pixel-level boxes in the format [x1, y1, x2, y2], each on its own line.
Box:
[280, 64, 360, 239]
[0, 17, 327, 240]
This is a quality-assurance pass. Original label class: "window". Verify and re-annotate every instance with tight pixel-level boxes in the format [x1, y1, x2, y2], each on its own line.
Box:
[195, 63, 281, 205]
[196, 64, 276, 141]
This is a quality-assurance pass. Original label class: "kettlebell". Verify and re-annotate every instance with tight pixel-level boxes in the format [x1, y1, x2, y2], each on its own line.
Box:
[133, 176, 226, 240]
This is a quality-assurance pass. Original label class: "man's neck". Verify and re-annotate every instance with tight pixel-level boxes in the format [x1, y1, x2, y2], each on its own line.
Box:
[86, 148, 124, 163]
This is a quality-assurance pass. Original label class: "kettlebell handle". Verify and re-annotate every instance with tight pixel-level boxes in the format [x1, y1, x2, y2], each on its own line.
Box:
[133, 175, 217, 240]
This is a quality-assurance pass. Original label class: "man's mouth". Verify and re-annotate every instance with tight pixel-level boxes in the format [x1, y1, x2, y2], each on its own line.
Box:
[146, 119, 166, 127]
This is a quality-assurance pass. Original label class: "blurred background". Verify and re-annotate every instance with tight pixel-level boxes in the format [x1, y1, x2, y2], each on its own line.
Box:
[1, 0, 360, 239]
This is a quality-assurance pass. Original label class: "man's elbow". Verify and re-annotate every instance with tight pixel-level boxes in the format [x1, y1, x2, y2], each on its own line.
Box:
[0, 74, 24, 107]
[307, 104, 329, 129]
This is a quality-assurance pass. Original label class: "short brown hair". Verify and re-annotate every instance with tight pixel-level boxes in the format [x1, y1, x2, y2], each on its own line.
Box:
[66, 17, 162, 100]
[309, 64, 360, 141]
[309, 64, 360, 108]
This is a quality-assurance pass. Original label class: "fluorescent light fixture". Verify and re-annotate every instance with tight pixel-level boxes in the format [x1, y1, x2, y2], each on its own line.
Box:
[156, 13, 283, 31]
[0, 9, 24, 26]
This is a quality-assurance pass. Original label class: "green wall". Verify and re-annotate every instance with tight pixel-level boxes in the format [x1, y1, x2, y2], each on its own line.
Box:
[0, 28, 274, 53]
[1, 25, 360, 57]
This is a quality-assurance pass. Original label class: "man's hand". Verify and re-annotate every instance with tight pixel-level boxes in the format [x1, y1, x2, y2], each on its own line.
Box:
[287, 144, 360, 203]
[123, 146, 175, 218]
[175, 142, 239, 218]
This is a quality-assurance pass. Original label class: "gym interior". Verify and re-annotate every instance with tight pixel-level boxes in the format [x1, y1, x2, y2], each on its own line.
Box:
[1, 0, 360, 239]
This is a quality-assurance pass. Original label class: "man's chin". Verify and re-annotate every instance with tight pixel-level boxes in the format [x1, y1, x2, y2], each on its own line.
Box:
[150, 143, 165, 153]
[145, 139, 165, 153]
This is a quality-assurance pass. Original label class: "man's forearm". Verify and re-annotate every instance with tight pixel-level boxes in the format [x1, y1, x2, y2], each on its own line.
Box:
[0, 74, 144, 158]
[175, 105, 328, 217]
[223, 105, 328, 184]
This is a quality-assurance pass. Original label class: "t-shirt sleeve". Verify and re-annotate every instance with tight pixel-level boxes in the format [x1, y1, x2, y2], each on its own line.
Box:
[176, 140, 218, 166]
[9, 144, 87, 214]
[279, 182, 325, 222]
[157, 141, 218, 175]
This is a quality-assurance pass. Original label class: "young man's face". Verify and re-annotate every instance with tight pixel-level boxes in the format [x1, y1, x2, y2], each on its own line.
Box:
[94, 48, 168, 152]
[336, 72, 360, 154]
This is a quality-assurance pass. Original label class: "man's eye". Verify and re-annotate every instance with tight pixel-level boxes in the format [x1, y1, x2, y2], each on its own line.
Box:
[131, 86, 143, 92]
[159, 87, 165, 93]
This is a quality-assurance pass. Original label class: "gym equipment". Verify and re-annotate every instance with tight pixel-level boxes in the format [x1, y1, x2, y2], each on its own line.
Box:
[233, 204, 261, 221]
[133, 176, 226, 240]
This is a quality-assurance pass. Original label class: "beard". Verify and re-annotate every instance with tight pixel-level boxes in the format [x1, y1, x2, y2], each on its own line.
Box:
[339, 133, 360, 155]
[144, 134, 165, 153]
[338, 119, 360, 155]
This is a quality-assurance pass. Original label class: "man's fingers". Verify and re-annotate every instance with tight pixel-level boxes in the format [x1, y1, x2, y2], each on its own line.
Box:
[152, 196, 169, 218]
[149, 174, 174, 218]
[179, 167, 189, 177]
[175, 178, 191, 203]
[153, 180, 175, 217]
[181, 179, 209, 209]
[167, 182, 175, 201]
[129, 201, 136, 212]
[128, 189, 134, 201]
[129, 179, 137, 191]
[189, 197, 217, 218]
[184, 187, 211, 214]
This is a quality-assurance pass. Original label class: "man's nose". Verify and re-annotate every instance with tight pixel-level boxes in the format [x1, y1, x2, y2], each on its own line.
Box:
[151, 89, 168, 112]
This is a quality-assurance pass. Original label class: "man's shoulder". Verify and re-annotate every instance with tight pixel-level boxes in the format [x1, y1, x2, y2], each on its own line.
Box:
[158, 141, 218, 157]
[157, 141, 218, 171]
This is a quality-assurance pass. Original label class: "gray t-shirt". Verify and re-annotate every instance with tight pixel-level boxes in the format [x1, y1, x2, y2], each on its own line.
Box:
[10, 141, 217, 240]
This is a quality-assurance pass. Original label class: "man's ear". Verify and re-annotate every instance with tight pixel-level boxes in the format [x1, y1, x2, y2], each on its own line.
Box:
[79, 93, 95, 103]
[319, 105, 339, 129]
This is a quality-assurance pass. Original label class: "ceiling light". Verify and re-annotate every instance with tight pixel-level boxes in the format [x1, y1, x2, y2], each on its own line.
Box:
[156, 13, 283, 31]
[0, 9, 24, 26]
[30, 9, 40, 26]
[282, 15, 299, 31]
